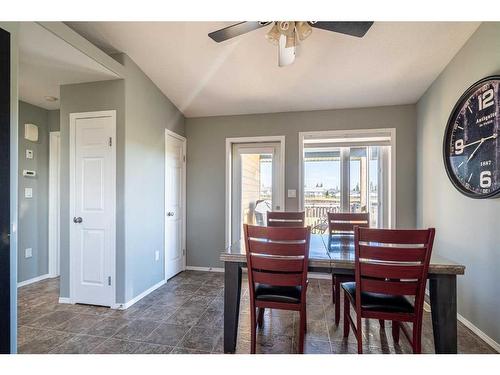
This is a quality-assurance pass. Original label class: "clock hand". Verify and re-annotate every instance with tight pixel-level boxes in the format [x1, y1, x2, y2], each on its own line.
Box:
[462, 134, 497, 149]
[466, 139, 484, 164]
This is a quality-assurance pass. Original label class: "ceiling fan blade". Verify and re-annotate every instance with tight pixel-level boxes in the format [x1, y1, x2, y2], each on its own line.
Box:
[278, 34, 295, 67]
[208, 22, 270, 43]
[311, 21, 374, 37]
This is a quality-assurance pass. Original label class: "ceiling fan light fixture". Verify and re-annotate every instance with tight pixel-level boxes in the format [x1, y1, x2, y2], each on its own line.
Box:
[296, 21, 312, 41]
[285, 33, 297, 48]
[265, 23, 280, 45]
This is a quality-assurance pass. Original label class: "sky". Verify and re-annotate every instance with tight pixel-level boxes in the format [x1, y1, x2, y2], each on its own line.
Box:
[260, 159, 378, 190]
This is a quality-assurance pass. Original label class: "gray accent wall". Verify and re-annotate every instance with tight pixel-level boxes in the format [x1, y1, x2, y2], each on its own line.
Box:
[59, 79, 126, 300]
[185, 105, 417, 268]
[417, 22, 500, 345]
[17, 101, 50, 283]
[58, 54, 185, 304]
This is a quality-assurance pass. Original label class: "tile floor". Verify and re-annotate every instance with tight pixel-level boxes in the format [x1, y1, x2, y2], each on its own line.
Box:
[17, 271, 497, 354]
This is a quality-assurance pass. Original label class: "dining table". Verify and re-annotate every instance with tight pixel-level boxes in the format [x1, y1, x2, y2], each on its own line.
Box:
[220, 232, 465, 354]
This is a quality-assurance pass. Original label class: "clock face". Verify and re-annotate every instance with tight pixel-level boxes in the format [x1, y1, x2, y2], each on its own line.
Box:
[443, 76, 500, 198]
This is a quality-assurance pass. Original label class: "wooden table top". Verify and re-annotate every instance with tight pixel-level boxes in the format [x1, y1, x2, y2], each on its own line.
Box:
[220, 233, 465, 276]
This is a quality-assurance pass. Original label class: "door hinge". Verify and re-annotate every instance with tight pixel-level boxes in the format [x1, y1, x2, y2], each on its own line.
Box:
[108, 276, 111, 286]
[109, 137, 112, 147]
[183, 155, 186, 162]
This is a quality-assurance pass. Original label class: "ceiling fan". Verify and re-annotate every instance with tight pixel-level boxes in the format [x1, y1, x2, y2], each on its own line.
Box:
[208, 21, 373, 67]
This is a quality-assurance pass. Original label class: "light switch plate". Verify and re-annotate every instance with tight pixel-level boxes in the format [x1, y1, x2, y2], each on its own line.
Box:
[155, 250, 160, 261]
[24, 187, 33, 198]
[25, 248, 32, 258]
[26, 149, 33, 159]
[287, 189, 297, 198]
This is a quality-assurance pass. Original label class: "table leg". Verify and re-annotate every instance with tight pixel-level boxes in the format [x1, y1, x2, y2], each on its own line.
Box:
[429, 274, 457, 354]
[224, 262, 242, 353]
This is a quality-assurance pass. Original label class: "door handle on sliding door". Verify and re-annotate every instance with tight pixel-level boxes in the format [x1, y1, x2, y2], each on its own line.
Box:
[73, 217, 83, 223]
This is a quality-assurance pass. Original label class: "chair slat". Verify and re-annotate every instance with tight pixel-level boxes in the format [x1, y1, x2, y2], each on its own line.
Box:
[247, 225, 309, 241]
[358, 228, 430, 245]
[251, 255, 304, 272]
[267, 211, 305, 227]
[360, 263, 423, 279]
[359, 245, 426, 262]
[330, 222, 364, 232]
[361, 278, 419, 295]
[252, 271, 303, 286]
[328, 212, 369, 235]
[249, 240, 306, 256]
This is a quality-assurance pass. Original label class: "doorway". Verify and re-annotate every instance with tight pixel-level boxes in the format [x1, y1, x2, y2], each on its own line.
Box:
[225, 136, 285, 245]
[164, 130, 186, 281]
[69, 110, 116, 307]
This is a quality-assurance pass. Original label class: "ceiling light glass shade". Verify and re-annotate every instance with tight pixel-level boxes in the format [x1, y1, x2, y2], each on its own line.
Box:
[285, 33, 297, 48]
[296, 21, 312, 41]
[265, 23, 280, 45]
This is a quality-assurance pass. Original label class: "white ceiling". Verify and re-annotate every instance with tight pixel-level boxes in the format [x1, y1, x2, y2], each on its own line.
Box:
[19, 22, 119, 110]
[66, 22, 480, 117]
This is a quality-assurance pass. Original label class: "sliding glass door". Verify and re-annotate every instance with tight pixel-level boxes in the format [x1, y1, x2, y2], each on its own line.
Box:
[301, 131, 393, 231]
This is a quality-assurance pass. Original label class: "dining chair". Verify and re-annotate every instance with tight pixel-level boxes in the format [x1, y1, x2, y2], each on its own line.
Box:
[342, 227, 435, 353]
[328, 212, 370, 325]
[267, 211, 306, 227]
[244, 224, 311, 353]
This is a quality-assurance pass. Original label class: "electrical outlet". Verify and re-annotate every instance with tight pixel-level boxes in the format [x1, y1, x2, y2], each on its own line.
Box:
[25, 248, 32, 258]
[155, 250, 160, 261]
[26, 149, 33, 159]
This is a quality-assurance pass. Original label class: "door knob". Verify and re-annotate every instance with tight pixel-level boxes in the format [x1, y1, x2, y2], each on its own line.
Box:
[73, 217, 83, 223]
[167, 212, 175, 217]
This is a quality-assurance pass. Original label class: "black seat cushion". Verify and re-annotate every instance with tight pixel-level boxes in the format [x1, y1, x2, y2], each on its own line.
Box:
[341, 282, 414, 314]
[255, 283, 302, 304]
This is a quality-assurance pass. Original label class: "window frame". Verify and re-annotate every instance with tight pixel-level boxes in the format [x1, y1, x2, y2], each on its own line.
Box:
[298, 128, 396, 228]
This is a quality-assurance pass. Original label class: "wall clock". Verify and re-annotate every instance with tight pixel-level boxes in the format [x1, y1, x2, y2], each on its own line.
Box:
[443, 75, 500, 198]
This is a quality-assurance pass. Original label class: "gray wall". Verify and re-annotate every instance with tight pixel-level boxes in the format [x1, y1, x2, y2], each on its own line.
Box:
[118, 54, 185, 302]
[48, 109, 60, 131]
[417, 22, 500, 344]
[58, 54, 185, 304]
[185, 105, 417, 268]
[17, 101, 50, 283]
[59, 79, 126, 299]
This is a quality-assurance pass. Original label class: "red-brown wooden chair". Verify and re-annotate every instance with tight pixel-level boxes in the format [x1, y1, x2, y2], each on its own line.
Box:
[267, 211, 305, 227]
[244, 224, 311, 354]
[328, 212, 370, 325]
[342, 227, 435, 353]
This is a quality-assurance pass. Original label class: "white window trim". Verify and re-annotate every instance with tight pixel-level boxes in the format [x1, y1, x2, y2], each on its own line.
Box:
[298, 128, 396, 228]
[225, 136, 286, 247]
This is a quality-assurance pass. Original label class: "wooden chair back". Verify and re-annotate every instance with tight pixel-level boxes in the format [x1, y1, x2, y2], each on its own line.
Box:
[354, 227, 435, 316]
[266, 211, 305, 227]
[244, 224, 310, 291]
[328, 212, 369, 235]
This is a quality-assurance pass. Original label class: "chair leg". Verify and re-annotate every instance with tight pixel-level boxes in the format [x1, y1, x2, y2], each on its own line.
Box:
[379, 319, 385, 329]
[356, 316, 363, 354]
[257, 308, 264, 328]
[413, 322, 422, 354]
[331, 274, 335, 304]
[334, 278, 341, 325]
[298, 307, 306, 354]
[250, 307, 257, 354]
[343, 292, 350, 338]
[392, 321, 400, 344]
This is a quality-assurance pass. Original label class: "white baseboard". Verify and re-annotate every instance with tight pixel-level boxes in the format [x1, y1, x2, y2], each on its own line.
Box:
[424, 292, 499, 352]
[457, 313, 500, 353]
[117, 279, 167, 310]
[58, 297, 73, 304]
[186, 266, 224, 273]
[17, 273, 51, 288]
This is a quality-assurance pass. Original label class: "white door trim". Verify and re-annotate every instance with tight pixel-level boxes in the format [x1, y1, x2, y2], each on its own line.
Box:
[69, 110, 116, 306]
[225, 135, 286, 248]
[298, 128, 396, 228]
[164, 129, 187, 281]
[48, 131, 60, 277]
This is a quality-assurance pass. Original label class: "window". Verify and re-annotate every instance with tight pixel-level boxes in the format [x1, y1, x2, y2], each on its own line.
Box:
[300, 130, 394, 231]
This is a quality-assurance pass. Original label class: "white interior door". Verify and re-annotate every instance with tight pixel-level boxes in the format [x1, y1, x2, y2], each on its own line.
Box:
[231, 142, 283, 242]
[165, 131, 186, 281]
[70, 111, 116, 307]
